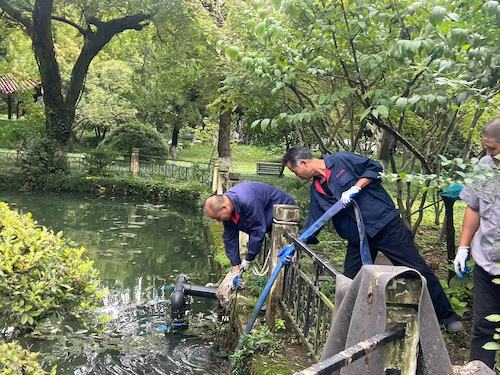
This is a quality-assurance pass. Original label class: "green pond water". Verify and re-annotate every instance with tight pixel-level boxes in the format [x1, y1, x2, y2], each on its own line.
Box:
[1, 191, 226, 375]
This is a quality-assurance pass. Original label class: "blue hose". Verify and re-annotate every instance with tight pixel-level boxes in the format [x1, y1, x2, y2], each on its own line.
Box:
[240, 199, 371, 340]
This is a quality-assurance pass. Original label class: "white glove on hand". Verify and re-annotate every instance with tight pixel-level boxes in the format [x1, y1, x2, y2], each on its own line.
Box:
[341, 186, 361, 205]
[454, 246, 469, 275]
[240, 259, 252, 272]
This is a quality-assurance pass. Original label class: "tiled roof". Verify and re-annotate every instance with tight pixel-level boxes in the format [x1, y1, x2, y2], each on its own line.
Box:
[0, 73, 39, 94]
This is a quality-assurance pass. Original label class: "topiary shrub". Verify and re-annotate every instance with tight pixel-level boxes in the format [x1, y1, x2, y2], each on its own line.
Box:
[0, 341, 56, 375]
[0, 203, 102, 332]
[100, 121, 168, 160]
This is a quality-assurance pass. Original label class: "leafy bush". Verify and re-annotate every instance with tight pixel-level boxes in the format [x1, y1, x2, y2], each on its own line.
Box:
[230, 325, 281, 375]
[18, 137, 69, 188]
[100, 121, 168, 160]
[0, 341, 55, 375]
[0, 203, 101, 332]
[440, 273, 474, 318]
[82, 147, 115, 176]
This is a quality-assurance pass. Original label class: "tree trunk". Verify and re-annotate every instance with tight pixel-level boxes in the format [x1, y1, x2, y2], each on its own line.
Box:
[7, 94, 12, 119]
[170, 123, 180, 159]
[0, 0, 151, 146]
[218, 109, 232, 168]
[379, 129, 395, 167]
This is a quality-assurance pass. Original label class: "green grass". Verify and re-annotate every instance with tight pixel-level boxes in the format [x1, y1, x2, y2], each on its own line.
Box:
[178, 143, 290, 175]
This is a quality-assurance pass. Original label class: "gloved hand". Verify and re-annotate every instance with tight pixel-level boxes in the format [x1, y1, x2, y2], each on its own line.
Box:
[240, 259, 252, 272]
[232, 273, 244, 290]
[454, 246, 469, 277]
[341, 186, 361, 205]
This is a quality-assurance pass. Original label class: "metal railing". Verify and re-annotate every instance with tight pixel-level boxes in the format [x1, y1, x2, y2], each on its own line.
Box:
[294, 324, 406, 375]
[139, 158, 210, 184]
[0, 148, 211, 184]
[281, 232, 340, 359]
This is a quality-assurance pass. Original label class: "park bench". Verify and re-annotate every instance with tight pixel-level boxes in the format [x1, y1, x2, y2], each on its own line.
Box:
[256, 161, 284, 177]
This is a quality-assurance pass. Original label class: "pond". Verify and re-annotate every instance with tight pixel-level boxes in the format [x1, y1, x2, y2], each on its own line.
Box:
[0, 191, 226, 375]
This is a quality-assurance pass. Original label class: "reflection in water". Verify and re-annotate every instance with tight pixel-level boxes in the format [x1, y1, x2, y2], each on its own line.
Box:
[1, 191, 225, 374]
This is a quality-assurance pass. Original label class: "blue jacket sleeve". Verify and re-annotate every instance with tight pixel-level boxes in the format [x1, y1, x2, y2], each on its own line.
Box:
[223, 223, 241, 266]
[341, 153, 382, 181]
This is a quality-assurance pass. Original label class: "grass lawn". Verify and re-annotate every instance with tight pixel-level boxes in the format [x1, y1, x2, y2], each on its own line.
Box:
[178, 143, 294, 175]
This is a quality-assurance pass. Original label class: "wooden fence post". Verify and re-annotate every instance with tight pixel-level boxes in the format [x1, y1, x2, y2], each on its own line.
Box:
[266, 204, 300, 328]
[130, 148, 140, 177]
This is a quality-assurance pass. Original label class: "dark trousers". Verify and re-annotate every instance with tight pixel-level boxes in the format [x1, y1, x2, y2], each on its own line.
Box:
[471, 265, 500, 369]
[344, 216, 457, 324]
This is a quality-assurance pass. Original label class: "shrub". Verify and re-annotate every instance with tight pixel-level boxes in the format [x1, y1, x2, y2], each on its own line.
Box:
[0, 341, 55, 375]
[100, 121, 168, 160]
[0, 203, 101, 332]
[230, 325, 281, 375]
[0, 171, 208, 207]
[18, 137, 69, 189]
[82, 147, 115, 176]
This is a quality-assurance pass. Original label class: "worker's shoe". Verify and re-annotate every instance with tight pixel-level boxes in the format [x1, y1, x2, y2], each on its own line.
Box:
[443, 319, 465, 333]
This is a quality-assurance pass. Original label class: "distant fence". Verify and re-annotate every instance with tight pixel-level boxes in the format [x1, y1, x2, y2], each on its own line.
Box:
[0, 149, 211, 184]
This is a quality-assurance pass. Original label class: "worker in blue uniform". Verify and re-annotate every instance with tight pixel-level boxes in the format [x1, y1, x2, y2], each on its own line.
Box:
[283, 146, 463, 332]
[204, 181, 296, 273]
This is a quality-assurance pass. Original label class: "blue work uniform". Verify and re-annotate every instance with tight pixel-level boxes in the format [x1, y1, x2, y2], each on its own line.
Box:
[223, 182, 296, 266]
[304, 152, 457, 325]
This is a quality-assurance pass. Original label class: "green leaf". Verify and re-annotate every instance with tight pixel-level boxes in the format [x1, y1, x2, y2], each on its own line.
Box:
[430, 6, 446, 26]
[215, 40, 224, 54]
[408, 95, 421, 106]
[272, 0, 282, 11]
[224, 46, 240, 61]
[492, 278, 500, 285]
[486, 314, 500, 322]
[395, 97, 407, 111]
[21, 313, 29, 325]
[449, 28, 469, 47]
[254, 22, 267, 40]
[260, 118, 271, 130]
[251, 120, 261, 128]
[455, 92, 468, 105]
[482, 342, 500, 351]
[376, 105, 389, 118]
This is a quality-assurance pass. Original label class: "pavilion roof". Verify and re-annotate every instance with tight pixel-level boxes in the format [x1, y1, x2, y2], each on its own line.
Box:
[0, 73, 39, 95]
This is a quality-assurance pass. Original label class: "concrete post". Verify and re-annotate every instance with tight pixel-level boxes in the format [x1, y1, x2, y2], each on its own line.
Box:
[266, 204, 300, 328]
[130, 148, 140, 177]
[384, 277, 422, 375]
[217, 164, 229, 194]
[211, 161, 220, 194]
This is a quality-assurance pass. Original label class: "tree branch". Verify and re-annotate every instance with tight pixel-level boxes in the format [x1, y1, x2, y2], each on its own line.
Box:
[368, 114, 433, 173]
[65, 12, 152, 109]
[52, 15, 88, 35]
[0, 0, 32, 33]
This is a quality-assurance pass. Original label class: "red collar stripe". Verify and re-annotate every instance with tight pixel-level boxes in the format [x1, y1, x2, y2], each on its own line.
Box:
[314, 169, 332, 196]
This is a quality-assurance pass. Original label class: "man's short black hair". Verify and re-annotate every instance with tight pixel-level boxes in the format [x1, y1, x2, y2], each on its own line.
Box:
[283, 146, 314, 167]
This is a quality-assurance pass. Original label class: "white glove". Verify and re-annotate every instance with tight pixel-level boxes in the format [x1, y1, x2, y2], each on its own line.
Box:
[454, 246, 469, 275]
[240, 259, 252, 271]
[341, 186, 361, 205]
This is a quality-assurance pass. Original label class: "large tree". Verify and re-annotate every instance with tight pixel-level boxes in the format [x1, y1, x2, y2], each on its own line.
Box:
[0, 0, 153, 145]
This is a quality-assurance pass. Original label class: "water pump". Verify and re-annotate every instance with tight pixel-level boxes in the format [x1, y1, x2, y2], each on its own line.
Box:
[164, 274, 218, 332]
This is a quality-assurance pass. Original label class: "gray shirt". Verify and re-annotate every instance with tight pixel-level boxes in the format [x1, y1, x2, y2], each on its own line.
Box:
[459, 156, 500, 276]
